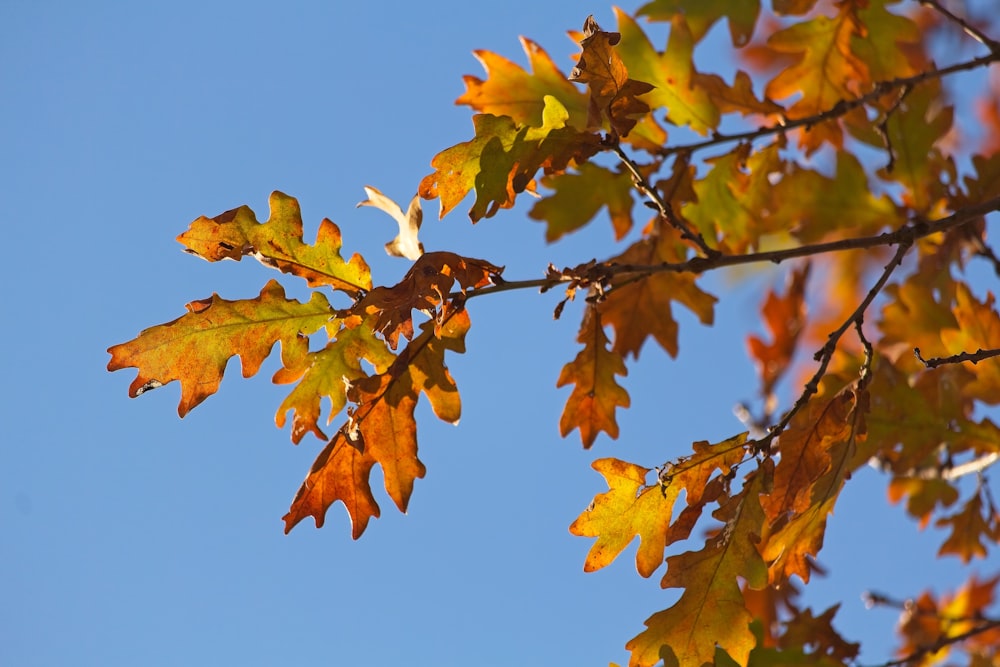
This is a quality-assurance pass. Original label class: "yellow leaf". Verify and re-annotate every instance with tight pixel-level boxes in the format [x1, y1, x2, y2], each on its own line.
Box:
[627, 464, 771, 667]
[177, 191, 371, 296]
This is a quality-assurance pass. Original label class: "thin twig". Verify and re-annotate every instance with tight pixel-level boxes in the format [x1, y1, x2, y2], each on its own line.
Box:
[859, 618, 1000, 667]
[875, 85, 912, 174]
[612, 144, 718, 258]
[915, 346, 1000, 368]
[750, 240, 913, 455]
[919, 0, 1000, 54]
[970, 234, 1000, 276]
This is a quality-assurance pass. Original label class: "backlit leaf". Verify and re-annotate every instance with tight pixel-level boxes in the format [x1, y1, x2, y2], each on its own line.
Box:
[107, 279, 333, 417]
[941, 283, 1000, 404]
[456, 37, 589, 129]
[352, 251, 501, 349]
[571, 433, 747, 577]
[636, 0, 760, 47]
[419, 97, 601, 220]
[765, 8, 869, 153]
[614, 10, 720, 135]
[557, 306, 631, 448]
[599, 227, 717, 359]
[284, 308, 472, 534]
[935, 491, 996, 562]
[177, 191, 371, 296]
[529, 163, 635, 241]
[273, 323, 395, 443]
[357, 186, 424, 260]
[627, 463, 771, 667]
[747, 263, 811, 398]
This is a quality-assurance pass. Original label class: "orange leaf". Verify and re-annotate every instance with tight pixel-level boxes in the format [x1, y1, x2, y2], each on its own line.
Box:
[284, 308, 472, 534]
[107, 279, 333, 417]
[765, 8, 869, 153]
[557, 306, 630, 448]
[456, 37, 589, 130]
[747, 262, 810, 398]
[599, 230, 717, 359]
[177, 191, 371, 296]
[935, 492, 995, 562]
[761, 384, 869, 583]
[282, 433, 380, 539]
[942, 283, 1000, 404]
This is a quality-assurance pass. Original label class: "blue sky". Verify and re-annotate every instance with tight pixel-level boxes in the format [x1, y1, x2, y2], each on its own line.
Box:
[2, 2, 995, 665]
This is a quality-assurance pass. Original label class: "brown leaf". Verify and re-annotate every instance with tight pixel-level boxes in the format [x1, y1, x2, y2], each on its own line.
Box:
[558, 306, 631, 448]
[570, 15, 654, 138]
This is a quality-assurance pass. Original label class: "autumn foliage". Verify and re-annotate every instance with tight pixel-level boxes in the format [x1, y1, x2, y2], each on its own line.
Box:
[108, 1, 1000, 664]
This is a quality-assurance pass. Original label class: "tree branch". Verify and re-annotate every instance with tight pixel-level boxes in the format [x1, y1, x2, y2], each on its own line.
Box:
[461, 196, 1000, 300]
[655, 52, 1000, 159]
[918, 0, 1000, 54]
[915, 346, 1000, 368]
[612, 144, 719, 258]
[860, 618, 1000, 667]
[750, 239, 911, 454]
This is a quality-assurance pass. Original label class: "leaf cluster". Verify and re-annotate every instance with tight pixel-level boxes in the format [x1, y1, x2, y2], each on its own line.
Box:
[109, 1, 1000, 664]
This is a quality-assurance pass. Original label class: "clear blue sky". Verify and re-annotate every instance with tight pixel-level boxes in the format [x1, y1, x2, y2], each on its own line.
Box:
[2, 2, 994, 665]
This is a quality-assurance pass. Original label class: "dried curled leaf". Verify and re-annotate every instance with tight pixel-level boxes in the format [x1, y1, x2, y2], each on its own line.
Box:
[570, 15, 654, 138]
[357, 186, 424, 260]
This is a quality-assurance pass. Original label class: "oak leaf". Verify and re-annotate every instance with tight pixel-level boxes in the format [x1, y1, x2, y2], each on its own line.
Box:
[107, 279, 334, 417]
[627, 463, 771, 667]
[614, 10, 720, 135]
[273, 323, 395, 443]
[177, 191, 371, 296]
[570, 434, 746, 577]
[761, 383, 869, 583]
[941, 283, 1000, 404]
[682, 141, 784, 251]
[570, 15, 655, 139]
[456, 37, 589, 129]
[419, 98, 600, 220]
[765, 8, 869, 153]
[558, 306, 630, 448]
[283, 308, 471, 535]
[357, 186, 424, 261]
[599, 228, 717, 359]
[352, 251, 501, 349]
[636, 0, 760, 47]
[935, 492, 996, 562]
[747, 263, 810, 398]
[528, 163, 635, 241]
